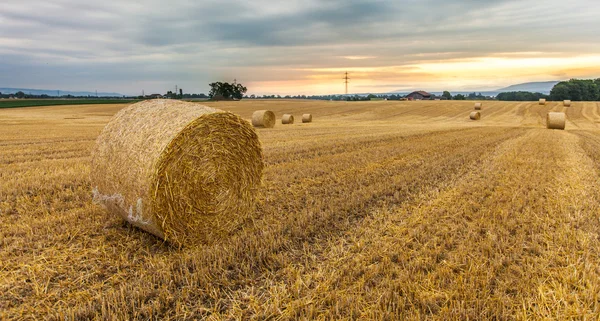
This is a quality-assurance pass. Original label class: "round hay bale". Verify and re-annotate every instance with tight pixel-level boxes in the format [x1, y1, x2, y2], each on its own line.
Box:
[547, 112, 566, 130]
[474, 103, 482, 110]
[469, 111, 481, 120]
[91, 100, 264, 246]
[282, 114, 294, 124]
[302, 114, 313, 123]
[563, 100, 572, 107]
[251, 110, 275, 128]
[539, 98, 547, 105]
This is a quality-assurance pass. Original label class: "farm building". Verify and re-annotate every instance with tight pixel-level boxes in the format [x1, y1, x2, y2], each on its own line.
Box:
[406, 91, 433, 100]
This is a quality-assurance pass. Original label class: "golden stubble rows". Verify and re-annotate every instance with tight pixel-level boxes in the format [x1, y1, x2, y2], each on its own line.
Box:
[245, 129, 600, 320]
[1, 100, 600, 319]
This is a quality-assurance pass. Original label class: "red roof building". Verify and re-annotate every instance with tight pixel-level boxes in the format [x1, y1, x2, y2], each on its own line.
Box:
[406, 91, 433, 100]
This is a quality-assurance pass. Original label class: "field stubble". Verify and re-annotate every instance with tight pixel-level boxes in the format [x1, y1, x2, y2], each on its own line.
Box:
[1, 100, 600, 319]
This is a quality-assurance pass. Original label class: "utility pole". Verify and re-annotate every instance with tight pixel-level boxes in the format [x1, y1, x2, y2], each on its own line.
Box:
[343, 72, 350, 95]
[175, 85, 178, 95]
[142, 89, 145, 97]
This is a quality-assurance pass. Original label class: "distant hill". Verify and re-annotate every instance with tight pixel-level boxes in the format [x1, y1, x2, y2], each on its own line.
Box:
[384, 81, 561, 97]
[495, 81, 560, 94]
[0, 87, 124, 97]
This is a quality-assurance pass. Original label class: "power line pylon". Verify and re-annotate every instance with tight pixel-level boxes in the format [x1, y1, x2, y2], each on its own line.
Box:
[343, 72, 350, 95]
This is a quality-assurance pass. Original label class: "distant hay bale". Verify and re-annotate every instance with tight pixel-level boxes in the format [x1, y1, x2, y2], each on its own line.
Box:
[251, 110, 276, 128]
[282, 114, 294, 124]
[474, 103, 482, 110]
[469, 111, 481, 120]
[563, 100, 572, 107]
[91, 100, 264, 246]
[539, 99, 547, 105]
[302, 114, 313, 123]
[546, 112, 566, 130]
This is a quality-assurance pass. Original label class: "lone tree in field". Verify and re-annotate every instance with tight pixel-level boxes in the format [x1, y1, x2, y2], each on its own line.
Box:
[442, 91, 452, 100]
[209, 82, 247, 100]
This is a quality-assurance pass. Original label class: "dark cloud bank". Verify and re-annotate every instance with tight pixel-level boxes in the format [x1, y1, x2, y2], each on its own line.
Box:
[0, 0, 599, 94]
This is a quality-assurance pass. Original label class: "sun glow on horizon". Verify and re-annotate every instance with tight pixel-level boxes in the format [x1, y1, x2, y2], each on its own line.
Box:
[247, 54, 600, 95]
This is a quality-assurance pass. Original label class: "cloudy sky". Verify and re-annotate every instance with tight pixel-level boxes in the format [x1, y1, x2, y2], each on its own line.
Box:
[1, 0, 600, 95]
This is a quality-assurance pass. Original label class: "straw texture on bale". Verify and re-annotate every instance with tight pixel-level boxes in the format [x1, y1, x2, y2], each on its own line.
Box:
[469, 111, 481, 120]
[547, 112, 566, 130]
[282, 114, 294, 124]
[302, 114, 313, 123]
[564, 100, 572, 107]
[539, 99, 547, 105]
[91, 100, 264, 246]
[251, 110, 276, 128]
[474, 103, 482, 110]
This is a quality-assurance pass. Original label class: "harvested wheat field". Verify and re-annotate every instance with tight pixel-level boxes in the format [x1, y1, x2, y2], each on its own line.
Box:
[2, 100, 600, 320]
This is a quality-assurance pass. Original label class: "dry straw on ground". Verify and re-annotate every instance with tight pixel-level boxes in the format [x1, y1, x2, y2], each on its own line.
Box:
[474, 103, 482, 110]
[90, 100, 264, 246]
[282, 114, 294, 124]
[251, 110, 276, 128]
[539, 99, 547, 105]
[547, 112, 566, 130]
[7, 100, 600, 319]
[564, 100, 572, 107]
[302, 114, 313, 123]
[470, 111, 481, 120]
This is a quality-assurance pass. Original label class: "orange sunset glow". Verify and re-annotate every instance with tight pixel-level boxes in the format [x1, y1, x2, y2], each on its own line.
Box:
[246, 54, 600, 95]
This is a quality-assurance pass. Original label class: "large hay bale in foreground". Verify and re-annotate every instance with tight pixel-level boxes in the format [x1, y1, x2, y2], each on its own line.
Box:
[539, 99, 547, 105]
[302, 114, 313, 123]
[474, 103, 482, 110]
[282, 114, 294, 124]
[251, 110, 276, 128]
[91, 100, 264, 246]
[547, 112, 566, 130]
[564, 100, 572, 107]
[469, 111, 481, 120]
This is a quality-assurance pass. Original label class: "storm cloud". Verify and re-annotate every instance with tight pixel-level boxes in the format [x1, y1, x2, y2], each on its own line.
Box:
[1, 0, 599, 95]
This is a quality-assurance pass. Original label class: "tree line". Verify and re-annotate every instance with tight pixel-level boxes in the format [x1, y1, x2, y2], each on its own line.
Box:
[550, 79, 600, 101]
[0, 91, 129, 99]
[7, 79, 599, 102]
[496, 79, 600, 101]
[496, 91, 549, 101]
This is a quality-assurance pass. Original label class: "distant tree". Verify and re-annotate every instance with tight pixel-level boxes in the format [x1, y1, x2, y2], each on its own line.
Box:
[453, 94, 466, 100]
[549, 83, 570, 101]
[209, 82, 248, 100]
[15, 91, 25, 99]
[179, 89, 183, 97]
[442, 91, 452, 100]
